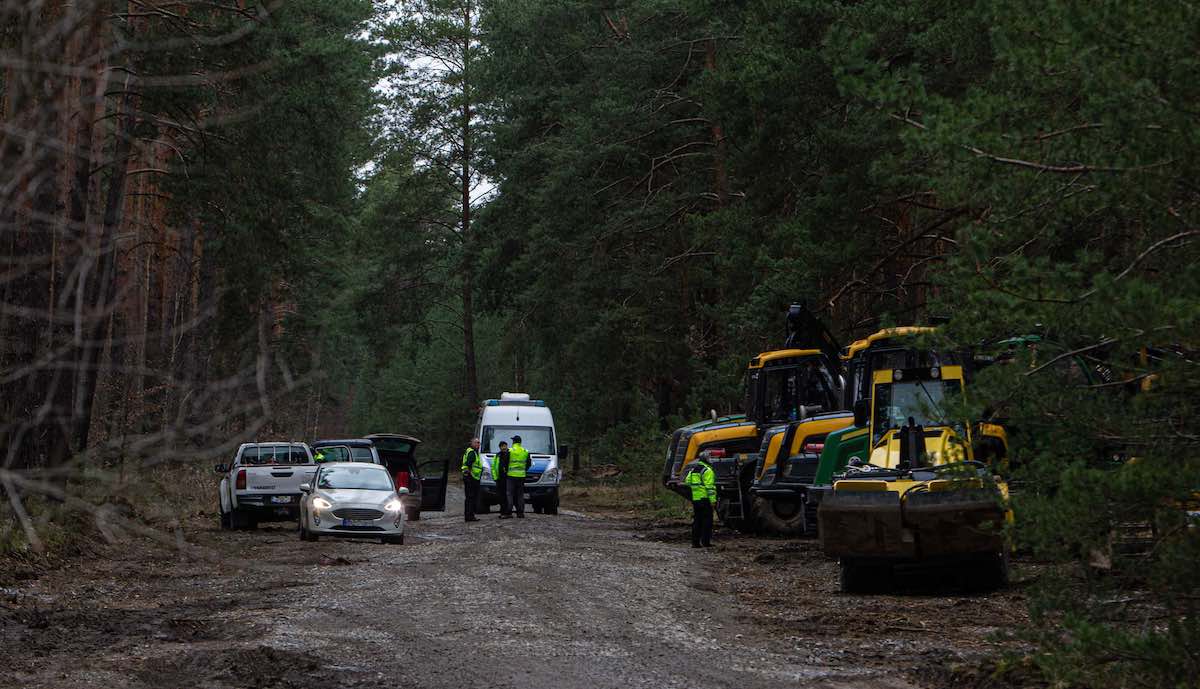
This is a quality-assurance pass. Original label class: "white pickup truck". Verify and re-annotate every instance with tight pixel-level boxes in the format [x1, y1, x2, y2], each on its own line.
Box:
[215, 443, 317, 530]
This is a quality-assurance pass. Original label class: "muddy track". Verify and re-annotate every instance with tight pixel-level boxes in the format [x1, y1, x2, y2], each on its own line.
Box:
[0, 488, 1027, 689]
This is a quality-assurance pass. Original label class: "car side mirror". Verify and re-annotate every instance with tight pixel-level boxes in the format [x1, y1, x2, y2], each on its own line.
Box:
[557, 445, 569, 461]
[853, 399, 869, 428]
[397, 487, 410, 496]
[299, 483, 311, 493]
[215, 463, 228, 474]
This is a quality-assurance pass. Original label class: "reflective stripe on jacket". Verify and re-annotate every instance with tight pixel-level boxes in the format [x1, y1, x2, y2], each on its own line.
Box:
[462, 448, 482, 480]
[507, 444, 530, 478]
[684, 461, 716, 503]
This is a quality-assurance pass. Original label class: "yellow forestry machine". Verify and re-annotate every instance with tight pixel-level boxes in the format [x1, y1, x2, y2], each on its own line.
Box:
[813, 333, 1012, 592]
[661, 305, 849, 532]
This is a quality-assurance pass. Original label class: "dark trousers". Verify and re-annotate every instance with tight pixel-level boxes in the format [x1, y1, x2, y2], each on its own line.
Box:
[497, 473, 511, 515]
[692, 499, 713, 546]
[464, 477, 479, 520]
[506, 476, 526, 516]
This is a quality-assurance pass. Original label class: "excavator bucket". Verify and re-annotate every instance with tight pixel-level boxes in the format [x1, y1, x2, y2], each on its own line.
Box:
[818, 489, 914, 559]
[903, 488, 1006, 558]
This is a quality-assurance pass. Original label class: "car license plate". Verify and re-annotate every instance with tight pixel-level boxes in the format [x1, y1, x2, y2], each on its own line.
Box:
[342, 518, 374, 527]
[271, 496, 293, 504]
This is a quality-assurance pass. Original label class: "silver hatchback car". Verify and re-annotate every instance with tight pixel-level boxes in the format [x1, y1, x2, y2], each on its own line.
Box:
[298, 462, 408, 544]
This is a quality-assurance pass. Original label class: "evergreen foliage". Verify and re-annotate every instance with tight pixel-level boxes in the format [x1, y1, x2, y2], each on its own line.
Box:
[346, 2, 1198, 684]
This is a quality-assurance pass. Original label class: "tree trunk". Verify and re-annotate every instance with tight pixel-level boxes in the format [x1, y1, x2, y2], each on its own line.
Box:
[72, 87, 136, 452]
[704, 39, 729, 207]
[459, 0, 478, 408]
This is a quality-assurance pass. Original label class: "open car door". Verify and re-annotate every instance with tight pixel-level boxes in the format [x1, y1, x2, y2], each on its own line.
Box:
[365, 433, 449, 511]
[418, 458, 449, 511]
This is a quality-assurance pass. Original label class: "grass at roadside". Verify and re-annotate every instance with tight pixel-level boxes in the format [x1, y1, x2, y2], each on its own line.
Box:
[0, 458, 222, 583]
[559, 476, 691, 523]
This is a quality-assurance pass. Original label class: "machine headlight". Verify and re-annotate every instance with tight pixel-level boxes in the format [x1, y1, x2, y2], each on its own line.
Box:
[385, 499, 404, 512]
[312, 497, 332, 510]
[543, 468, 560, 483]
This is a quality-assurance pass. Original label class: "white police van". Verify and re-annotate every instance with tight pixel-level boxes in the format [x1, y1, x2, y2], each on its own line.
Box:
[476, 392, 566, 515]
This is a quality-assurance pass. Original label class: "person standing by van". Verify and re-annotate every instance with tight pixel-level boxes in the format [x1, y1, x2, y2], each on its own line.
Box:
[507, 435, 531, 518]
[495, 440, 512, 518]
[461, 437, 483, 522]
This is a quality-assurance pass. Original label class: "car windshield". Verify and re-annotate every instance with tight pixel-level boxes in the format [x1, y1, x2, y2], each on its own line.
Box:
[314, 445, 375, 463]
[872, 378, 962, 442]
[240, 445, 310, 466]
[481, 426, 555, 454]
[316, 466, 393, 491]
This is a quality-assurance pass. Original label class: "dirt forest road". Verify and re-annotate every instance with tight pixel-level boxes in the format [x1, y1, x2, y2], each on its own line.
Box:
[2, 487, 1028, 689]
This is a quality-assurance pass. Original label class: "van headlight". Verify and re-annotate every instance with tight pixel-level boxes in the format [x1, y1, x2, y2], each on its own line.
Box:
[543, 468, 560, 483]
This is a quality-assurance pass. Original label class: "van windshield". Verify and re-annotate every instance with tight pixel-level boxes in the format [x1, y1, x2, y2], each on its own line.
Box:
[482, 426, 555, 454]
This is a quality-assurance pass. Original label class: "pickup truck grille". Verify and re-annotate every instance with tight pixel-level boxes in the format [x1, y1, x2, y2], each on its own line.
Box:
[332, 508, 383, 520]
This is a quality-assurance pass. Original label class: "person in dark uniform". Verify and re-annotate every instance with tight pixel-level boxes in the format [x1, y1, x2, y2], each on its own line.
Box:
[495, 440, 512, 518]
[461, 437, 482, 522]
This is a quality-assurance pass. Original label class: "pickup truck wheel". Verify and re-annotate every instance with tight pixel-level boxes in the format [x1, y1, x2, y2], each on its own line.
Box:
[230, 508, 257, 531]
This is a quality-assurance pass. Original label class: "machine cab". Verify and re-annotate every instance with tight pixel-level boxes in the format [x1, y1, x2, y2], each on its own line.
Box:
[868, 364, 971, 469]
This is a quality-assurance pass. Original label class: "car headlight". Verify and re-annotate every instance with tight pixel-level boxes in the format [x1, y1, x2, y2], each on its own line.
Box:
[543, 468, 560, 483]
[385, 499, 404, 512]
[312, 497, 332, 510]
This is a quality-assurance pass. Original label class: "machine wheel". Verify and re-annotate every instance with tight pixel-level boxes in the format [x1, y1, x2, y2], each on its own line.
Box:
[478, 499, 492, 515]
[752, 495, 810, 537]
[219, 509, 231, 530]
[975, 551, 1010, 591]
[544, 489, 560, 515]
[299, 525, 313, 542]
[840, 560, 891, 594]
[532, 503, 544, 514]
[383, 534, 404, 545]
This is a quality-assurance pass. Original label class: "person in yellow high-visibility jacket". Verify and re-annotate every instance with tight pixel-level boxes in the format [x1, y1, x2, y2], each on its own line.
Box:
[507, 436, 532, 518]
[461, 437, 483, 522]
[684, 457, 716, 547]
